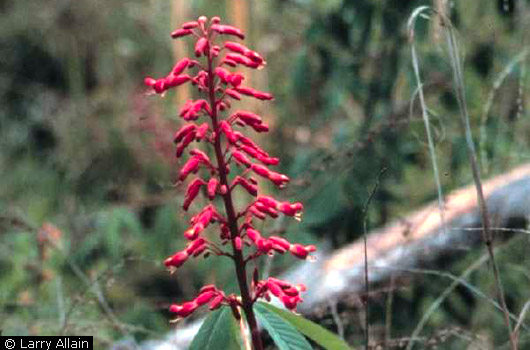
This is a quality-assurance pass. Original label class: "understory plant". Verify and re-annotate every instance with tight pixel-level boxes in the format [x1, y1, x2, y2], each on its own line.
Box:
[144, 16, 350, 350]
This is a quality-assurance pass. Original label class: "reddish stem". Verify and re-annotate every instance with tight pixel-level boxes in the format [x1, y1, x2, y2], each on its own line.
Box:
[205, 40, 264, 350]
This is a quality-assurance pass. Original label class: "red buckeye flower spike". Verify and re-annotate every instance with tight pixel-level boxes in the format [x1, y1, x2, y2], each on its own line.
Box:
[145, 16, 315, 350]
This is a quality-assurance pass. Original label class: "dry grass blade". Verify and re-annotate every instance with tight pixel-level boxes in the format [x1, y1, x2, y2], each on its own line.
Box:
[407, 5, 447, 240]
[441, 12, 518, 350]
[513, 300, 530, 347]
[479, 48, 530, 172]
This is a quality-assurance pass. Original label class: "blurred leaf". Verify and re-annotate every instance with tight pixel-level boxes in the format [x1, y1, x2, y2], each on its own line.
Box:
[103, 207, 142, 260]
[254, 303, 313, 350]
[257, 302, 352, 350]
[189, 308, 241, 350]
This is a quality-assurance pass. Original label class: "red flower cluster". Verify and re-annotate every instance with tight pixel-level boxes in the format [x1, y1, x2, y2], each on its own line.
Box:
[145, 16, 315, 322]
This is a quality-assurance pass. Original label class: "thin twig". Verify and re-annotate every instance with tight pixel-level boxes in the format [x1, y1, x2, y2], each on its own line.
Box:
[384, 274, 396, 349]
[361, 167, 387, 350]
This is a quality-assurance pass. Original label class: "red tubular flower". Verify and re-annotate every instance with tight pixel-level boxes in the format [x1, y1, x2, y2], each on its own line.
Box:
[171, 58, 193, 76]
[211, 24, 245, 39]
[164, 251, 189, 268]
[171, 28, 193, 39]
[207, 178, 218, 199]
[182, 21, 199, 30]
[175, 131, 196, 158]
[232, 176, 257, 196]
[170, 301, 198, 318]
[232, 150, 252, 167]
[235, 86, 274, 100]
[195, 123, 209, 140]
[183, 178, 206, 211]
[195, 37, 209, 57]
[173, 123, 197, 143]
[225, 88, 242, 100]
[289, 244, 317, 260]
[146, 16, 314, 349]
[178, 156, 201, 181]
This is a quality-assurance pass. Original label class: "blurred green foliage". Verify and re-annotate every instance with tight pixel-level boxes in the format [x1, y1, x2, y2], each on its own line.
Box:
[1, 0, 529, 349]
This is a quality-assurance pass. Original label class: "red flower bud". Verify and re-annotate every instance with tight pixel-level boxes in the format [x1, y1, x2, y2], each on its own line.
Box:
[283, 287, 300, 297]
[189, 149, 211, 164]
[254, 202, 279, 218]
[232, 150, 252, 167]
[235, 236, 243, 250]
[171, 58, 192, 76]
[249, 207, 266, 220]
[224, 41, 248, 55]
[222, 58, 237, 67]
[195, 291, 217, 305]
[209, 295, 224, 310]
[233, 176, 258, 196]
[182, 21, 199, 29]
[256, 238, 272, 253]
[176, 131, 197, 158]
[200, 284, 217, 293]
[235, 111, 262, 125]
[195, 37, 209, 57]
[195, 123, 209, 140]
[224, 41, 265, 66]
[215, 67, 231, 84]
[207, 178, 218, 199]
[186, 238, 206, 255]
[179, 157, 201, 181]
[250, 163, 271, 178]
[268, 171, 290, 187]
[173, 123, 197, 144]
[277, 202, 303, 216]
[269, 236, 291, 250]
[289, 244, 316, 260]
[220, 121, 238, 143]
[257, 196, 279, 208]
[211, 24, 245, 39]
[228, 73, 244, 87]
[249, 123, 269, 133]
[246, 227, 262, 243]
[183, 178, 206, 211]
[198, 16, 208, 26]
[144, 77, 156, 87]
[225, 88, 242, 100]
[225, 53, 261, 69]
[267, 280, 284, 298]
[164, 251, 189, 268]
[169, 301, 198, 317]
[280, 295, 299, 310]
[165, 75, 192, 89]
[235, 86, 274, 100]
[171, 28, 193, 39]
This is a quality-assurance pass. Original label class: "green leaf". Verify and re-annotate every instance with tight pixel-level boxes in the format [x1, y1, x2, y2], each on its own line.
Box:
[257, 302, 352, 350]
[254, 303, 313, 350]
[189, 308, 241, 350]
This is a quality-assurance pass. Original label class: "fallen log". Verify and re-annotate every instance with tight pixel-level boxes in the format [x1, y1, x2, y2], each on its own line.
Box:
[139, 164, 530, 350]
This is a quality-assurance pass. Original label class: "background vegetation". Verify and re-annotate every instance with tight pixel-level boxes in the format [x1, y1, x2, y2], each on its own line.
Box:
[1, 0, 529, 348]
